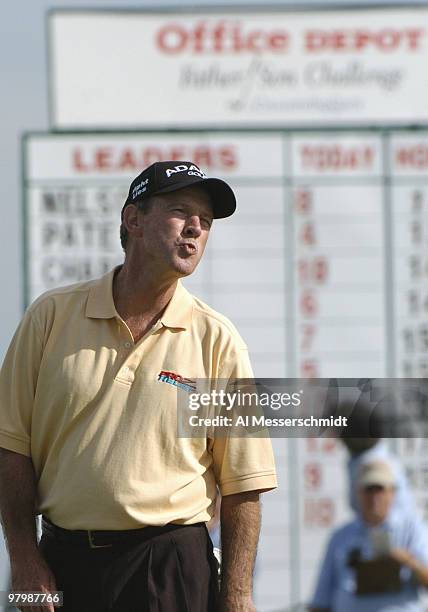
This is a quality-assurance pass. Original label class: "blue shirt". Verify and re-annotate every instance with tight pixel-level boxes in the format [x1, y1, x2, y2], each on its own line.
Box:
[348, 442, 415, 518]
[310, 514, 428, 612]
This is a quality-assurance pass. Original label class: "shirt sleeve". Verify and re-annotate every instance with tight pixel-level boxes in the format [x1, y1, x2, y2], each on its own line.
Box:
[406, 517, 428, 567]
[0, 308, 44, 456]
[210, 342, 277, 496]
[310, 533, 337, 609]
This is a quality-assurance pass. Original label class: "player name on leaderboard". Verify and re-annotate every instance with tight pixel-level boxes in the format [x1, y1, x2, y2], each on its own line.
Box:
[24, 131, 428, 379]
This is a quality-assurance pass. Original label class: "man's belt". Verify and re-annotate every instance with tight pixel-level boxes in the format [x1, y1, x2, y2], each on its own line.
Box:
[42, 516, 202, 550]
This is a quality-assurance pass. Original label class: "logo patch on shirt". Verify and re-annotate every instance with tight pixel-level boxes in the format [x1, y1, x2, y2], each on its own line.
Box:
[157, 370, 196, 393]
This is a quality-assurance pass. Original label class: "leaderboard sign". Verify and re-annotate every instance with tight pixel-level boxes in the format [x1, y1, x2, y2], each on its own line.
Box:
[49, 7, 428, 128]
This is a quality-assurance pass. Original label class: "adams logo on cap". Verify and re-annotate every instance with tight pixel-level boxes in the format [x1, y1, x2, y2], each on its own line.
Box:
[165, 164, 207, 179]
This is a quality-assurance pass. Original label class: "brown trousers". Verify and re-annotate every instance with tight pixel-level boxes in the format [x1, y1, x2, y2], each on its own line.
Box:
[39, 522, 219, 612]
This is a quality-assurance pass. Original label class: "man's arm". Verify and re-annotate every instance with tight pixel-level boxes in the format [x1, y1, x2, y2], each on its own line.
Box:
[390, 548, 428, 587]
[0, 448, 57, 612]
[220, 490, 260, 612]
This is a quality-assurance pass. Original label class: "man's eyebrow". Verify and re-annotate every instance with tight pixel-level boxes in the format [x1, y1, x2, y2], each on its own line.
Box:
[166, 200, 213, 216]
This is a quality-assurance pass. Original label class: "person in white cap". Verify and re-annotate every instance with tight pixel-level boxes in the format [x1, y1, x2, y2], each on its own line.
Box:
[338, 399, 415, 518]
[309, 459, 428, 612]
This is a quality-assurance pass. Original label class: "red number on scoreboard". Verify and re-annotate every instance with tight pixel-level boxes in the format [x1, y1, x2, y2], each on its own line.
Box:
[297, 257, 328, 284]
[304, 463, 322, 490]
[314, 257, 328, 283]
[300, 359, 319, 378]
[300, 290, 318, 317]
[300, 222, 316, 246]
[304, 498, 335, 527]
[301, 324, 316, 352]
[295, 189, 312, 214]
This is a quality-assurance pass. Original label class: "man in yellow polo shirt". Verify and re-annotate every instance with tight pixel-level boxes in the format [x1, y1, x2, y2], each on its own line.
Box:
[0, 161, 277, 612]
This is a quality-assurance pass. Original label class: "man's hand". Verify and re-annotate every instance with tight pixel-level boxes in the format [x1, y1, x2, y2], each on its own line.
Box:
[0, 449, 57, 610]
[11, 549, 58, 612]
[389, 548, 428, 587]
[389, 548, 414, 567]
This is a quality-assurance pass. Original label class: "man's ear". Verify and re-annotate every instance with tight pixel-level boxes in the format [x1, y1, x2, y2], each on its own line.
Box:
[123, 204, 142, 237]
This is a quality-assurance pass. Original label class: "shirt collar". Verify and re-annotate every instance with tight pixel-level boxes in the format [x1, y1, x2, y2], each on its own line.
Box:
[85, 268, 118, 319]
[85, 267, 193, 329]
[159, 280, 193, 330]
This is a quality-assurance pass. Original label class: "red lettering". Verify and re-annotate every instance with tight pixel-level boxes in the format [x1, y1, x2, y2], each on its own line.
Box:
[300, 222, 316, 246]
[322, 439, 337, 453]
[301, 146, 375, 171]
[159, 370, 181, 381]
[231, 24, 246, 52]
[155, 21, 290, 54]
[304, 498, 335, 528]
[305, 28, 425, 53]
[118, 149, 137, 170]
[301, 359, 319, 378]
[268, 31, 289, 52]
[298, 257, 328, 284]
[219, 147, 237, 169]
[306, 438, 318, 453]
[305, 439, 338, 454]
[305, 30, 326, 52]
[396, 146, 428, 169]
[406, 28, 424, 50]
[95, 148, 112, 171]
[304, 463, 322, 489]
[314, 257, 328, 283]
[193, 22, 206, 53]
[364, 147, 374, 167]
[295, 190, 312, 214]
[376, 29, 400, 51]
[71, 146, 238, 174]
[156, 24, 187, 54]
[143, 148, 164, 166]
[355, 30, 371, 50]
[213, 21, 227, 52]
[331, 31, 346, 50]
[246, 30, 263, 52]
[72, 149, 88, 172]
[300, 290, 318, 316]
[301, 324, 316, 352]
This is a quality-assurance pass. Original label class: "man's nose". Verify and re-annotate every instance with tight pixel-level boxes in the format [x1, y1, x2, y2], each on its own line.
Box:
[183, 215, 202, 237]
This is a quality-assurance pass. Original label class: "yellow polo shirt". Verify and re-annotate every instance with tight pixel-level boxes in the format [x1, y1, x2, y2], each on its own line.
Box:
[0, 269, 277, 529]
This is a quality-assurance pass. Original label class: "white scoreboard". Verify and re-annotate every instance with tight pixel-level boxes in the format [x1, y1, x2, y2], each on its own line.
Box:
[23, 130, 428, 609]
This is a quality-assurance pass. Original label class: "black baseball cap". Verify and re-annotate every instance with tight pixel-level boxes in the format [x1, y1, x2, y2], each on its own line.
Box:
[122, 161, 236, 219]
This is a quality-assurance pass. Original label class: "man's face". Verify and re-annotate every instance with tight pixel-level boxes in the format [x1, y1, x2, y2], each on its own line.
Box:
[135, 185, 213, 278]
[358, 484, 395, 525]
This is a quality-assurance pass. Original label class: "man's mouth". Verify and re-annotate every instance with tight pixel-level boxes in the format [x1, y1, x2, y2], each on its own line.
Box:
[178, 242, 197, 255]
